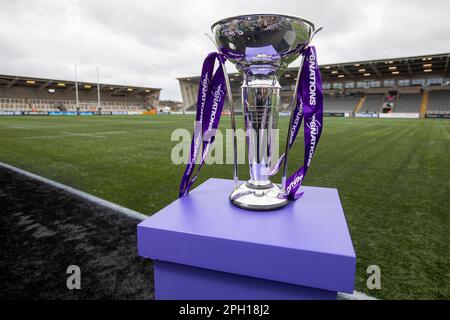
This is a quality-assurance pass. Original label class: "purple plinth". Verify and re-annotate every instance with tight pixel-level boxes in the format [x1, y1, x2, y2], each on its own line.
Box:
[153, 261, 336, 300]
[138, 178, 356, 300]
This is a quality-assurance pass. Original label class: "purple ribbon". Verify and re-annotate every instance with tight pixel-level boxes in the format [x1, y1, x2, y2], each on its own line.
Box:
[283, 46, 324, 200]
[179, 46, 323, 202]
[179, 52, 227, 197]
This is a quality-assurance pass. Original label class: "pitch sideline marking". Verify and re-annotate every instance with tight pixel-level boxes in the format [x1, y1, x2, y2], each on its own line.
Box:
[95, 131, 127, 135]
[61, 130, 127, 135]
[0, 161, 378, 300]
[0, 161, 148, 221]
[338, 291, 378, 300]
[6, 125, 31, 130]
[23, 133, 104, 139]
[22, 131, 127, 139]
[60, 131, 108, 138]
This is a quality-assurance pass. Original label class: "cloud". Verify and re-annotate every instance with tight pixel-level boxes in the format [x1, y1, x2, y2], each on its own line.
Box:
[0, 0, 449, 100]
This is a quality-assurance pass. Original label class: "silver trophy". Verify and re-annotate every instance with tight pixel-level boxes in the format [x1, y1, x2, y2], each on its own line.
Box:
[211, 14, 317, 211]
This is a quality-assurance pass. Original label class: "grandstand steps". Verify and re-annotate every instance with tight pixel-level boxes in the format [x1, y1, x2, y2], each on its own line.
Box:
[353, 96, 366, 114]
[420, 91, 429, 119]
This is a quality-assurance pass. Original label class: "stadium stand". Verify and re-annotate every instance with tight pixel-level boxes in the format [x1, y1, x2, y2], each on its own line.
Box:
[393, 93, 422, 113]
[427, 90, 450, 115]
[0, 74, 161, 114]
[0, 98, 148, 112]
[199, 98, 242, 112]
[324, 95, 360, 113]
[0, 98, 28, 111]
[185, 104, 196, 112]
[179, 52, 450, 118]
[361, 94, 384, 113]
[233, 99, 243, 112]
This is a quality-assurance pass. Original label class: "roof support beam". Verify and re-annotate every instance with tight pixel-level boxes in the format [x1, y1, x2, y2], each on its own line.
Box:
[405, 59, 413, 75]
[131, 88, 145, 97]
[369, 63, 382, 78]
[4, 77, 19, 89]
[108, 87, 126, 96]
[38, 81, 53, 90]
[445, 54, 450, 74]
[341, 66, 354, 79]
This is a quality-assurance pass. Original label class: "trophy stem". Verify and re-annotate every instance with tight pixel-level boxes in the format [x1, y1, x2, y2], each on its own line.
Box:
[243, 76, 279, 187]
[229, 74, 288, 211]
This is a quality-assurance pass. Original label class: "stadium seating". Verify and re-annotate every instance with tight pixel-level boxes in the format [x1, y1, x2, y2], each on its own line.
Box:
[427, 90, 450, 114]
[323, 95, 360, 113]
[361, 94, 384, 113]
[393, 93, 422, 113]
[0, 98, 148, 113]
[189, 95, 359, 114]
[210, 98, 243, 112]
[0, 98, 29, 111]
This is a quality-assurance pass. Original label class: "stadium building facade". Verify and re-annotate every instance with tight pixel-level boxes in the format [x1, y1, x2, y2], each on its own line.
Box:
[178, 53, 450, 119]
[0, 74, 161, 115]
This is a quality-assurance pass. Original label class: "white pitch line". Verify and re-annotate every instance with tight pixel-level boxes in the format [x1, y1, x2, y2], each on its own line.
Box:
[0, 161, 148, 221]
[22, 134, 76, 140]
[338, 291, 378, 300]
[22, 133, 106, 139]
[0, 160, 379, 300]
[6, 125, 31, 130]
[23, 131, 127, 139]
[60, 131, 107, 138]
[19, 124, 86, 129]
[95, 131, 127, 135]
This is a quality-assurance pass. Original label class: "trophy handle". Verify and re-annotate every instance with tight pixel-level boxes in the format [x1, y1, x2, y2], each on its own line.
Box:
[205, 33, 239, 189]
[309, 26, 323, 44]
[281, 54, 306, 192]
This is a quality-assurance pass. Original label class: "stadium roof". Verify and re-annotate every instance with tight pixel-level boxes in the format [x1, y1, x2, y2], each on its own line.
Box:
[0, 74, 161, 96]
[178, 52, 450, 86]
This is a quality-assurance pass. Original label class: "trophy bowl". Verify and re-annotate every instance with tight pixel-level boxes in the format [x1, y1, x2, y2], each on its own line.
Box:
[212, 14, 315, 77]
[211, 14, 316, 211]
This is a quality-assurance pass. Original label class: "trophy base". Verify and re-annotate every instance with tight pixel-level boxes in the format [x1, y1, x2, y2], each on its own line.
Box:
[229, 182, 288, 211]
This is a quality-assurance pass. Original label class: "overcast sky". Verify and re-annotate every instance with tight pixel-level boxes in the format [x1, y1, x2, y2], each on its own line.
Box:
[1, 0, 449, 100]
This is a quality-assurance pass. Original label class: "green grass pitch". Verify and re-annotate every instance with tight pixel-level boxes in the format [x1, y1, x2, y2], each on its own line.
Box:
[0, 115, 448, 300]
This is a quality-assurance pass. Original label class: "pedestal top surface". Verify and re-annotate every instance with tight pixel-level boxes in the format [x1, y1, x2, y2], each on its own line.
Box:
[141, 178, 354, 256]
[138, 178, 356, 293]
